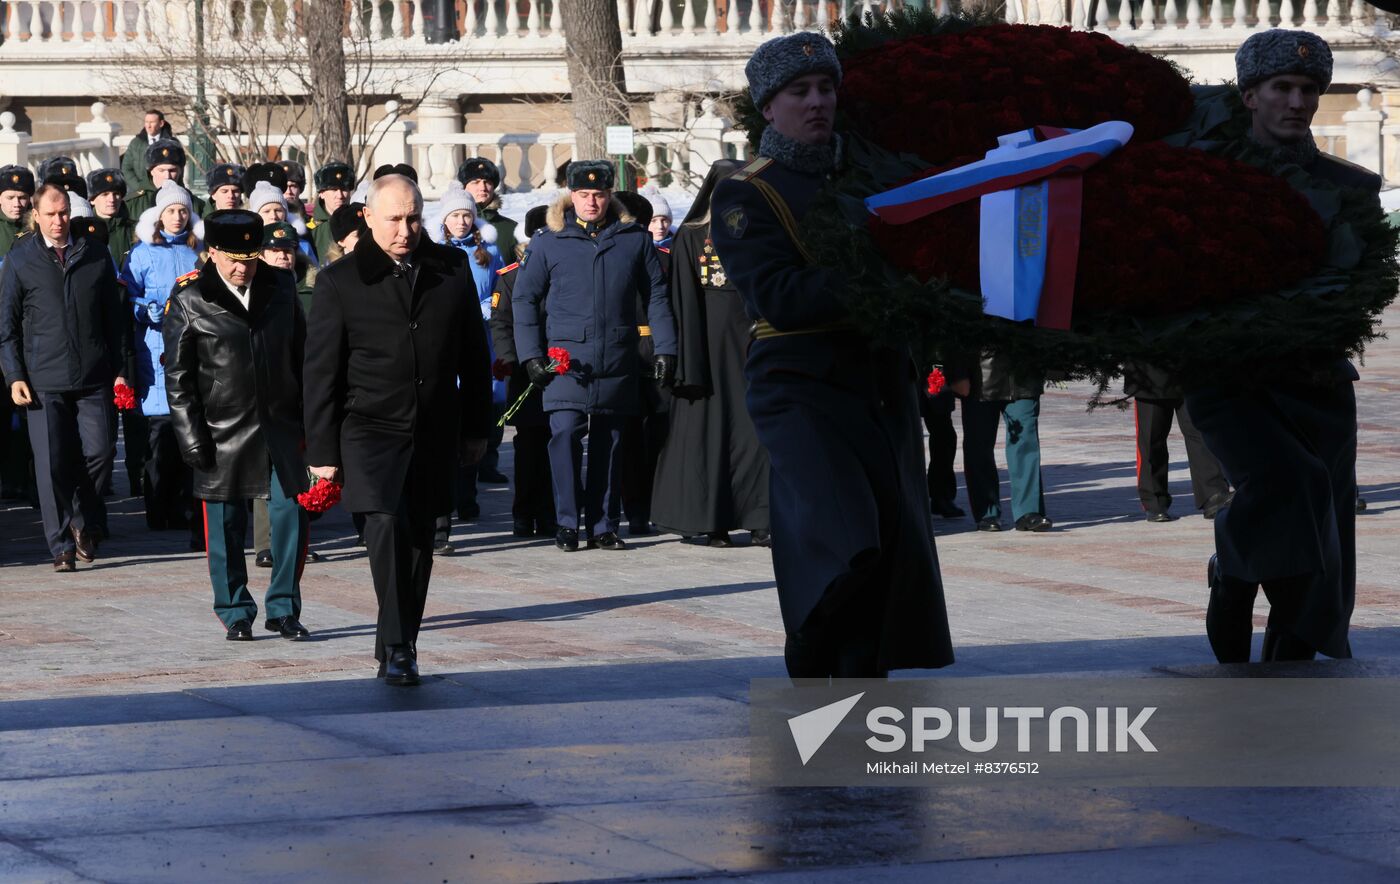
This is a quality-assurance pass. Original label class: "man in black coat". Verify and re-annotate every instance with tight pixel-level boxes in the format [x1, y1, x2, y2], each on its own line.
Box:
[164, 210, 311, 641]
[1, 185, 130, 571]
[304, 175, 493, 686]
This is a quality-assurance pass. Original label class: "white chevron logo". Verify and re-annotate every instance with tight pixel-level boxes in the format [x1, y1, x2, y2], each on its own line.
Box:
[787, 692, 865, 765]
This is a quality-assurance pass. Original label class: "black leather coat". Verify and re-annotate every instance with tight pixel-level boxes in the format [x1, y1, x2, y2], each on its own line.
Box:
[302, 234, 493, 515]
[163, 264, 308, 501]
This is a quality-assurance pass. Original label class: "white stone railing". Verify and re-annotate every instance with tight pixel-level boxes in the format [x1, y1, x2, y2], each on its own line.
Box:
[1006, 0, 1388, 33]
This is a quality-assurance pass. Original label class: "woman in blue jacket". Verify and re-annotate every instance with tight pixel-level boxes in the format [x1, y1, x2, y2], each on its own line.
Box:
[428, 183, 507, 552]
[121, 181, 201, 532]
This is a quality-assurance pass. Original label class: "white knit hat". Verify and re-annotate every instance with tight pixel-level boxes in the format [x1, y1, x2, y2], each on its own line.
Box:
[154, 180, 193, 213]
[432, 182, 497, 245]
[67, 193, 93, 218]
[247, 181, 286, 215]
[643, 187, 672, 221]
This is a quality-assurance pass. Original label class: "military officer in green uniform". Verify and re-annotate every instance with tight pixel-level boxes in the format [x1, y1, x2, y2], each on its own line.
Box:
[87, 169, 136, 266]
[0, 165, 33, 260]
[206, 163, 245, 211]
[308, 162, 354, 264]
[126, 139, 207, 220]
[456, 157, 518, 260]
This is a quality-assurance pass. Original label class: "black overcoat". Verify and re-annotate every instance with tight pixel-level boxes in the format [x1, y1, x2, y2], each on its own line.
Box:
[302, 234, 493, 515]
[163, 264, 308, 501]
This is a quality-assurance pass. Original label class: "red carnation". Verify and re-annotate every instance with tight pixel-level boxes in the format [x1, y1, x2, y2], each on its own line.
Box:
[926, 368, 946, 396]
[296, 477, 342, 513]
[546, 346, 571, 374]
[113, 382, 138, 411]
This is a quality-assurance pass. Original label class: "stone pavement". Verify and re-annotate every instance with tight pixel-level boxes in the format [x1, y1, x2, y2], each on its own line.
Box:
[1, 307, 1399, 881]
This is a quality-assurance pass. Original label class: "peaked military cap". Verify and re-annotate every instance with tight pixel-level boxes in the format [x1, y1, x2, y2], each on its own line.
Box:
[242, 162, 288, 194]
[1236, 29, 1333, 93]
[456, 157, 501, 188]
[278, 159, 306, 187]
[206, 163, 245, 193]
[0, 165, 35, 196]
[146, 138, 186, 170]
[314, 162, 354, 190]
[373, 163, 418, 183]
[86, 167, 127, 199]
[261, 220, 299, 250]
[566, 160, 615, 191]
[203, 209, 264, 260]
[746, 32, 842, 110]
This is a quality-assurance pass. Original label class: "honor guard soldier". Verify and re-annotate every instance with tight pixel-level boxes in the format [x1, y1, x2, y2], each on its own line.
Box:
[86, 169, 136, 266]
[710, 33, 955, 678]
[309, 162, 355, 263]
[456, 157, 519, 260]
[163, 210, 312, 641]
[512, 160, 677, 552]
[1191, 30, 1380, 663]
[126, 138, 207, 219]
[206, 163, 246, 211]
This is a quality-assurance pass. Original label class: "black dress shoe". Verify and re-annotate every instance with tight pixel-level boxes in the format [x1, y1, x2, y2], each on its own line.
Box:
[458, 502, 481, 521]
[71, 526, 98, 563]
[265, 615, 311, 640]
[1145, 511, 1176, 523]
[432, 540, 454, 555]
[750, 530, 772, 547]
[383, 646, 420, 686]
[513, 519, 535, 537]
[976, 517, 1003, 532]
[53, 551, 76, 572]
[1356, 496, 1368, 514]
[706, 531, 733, 547]
[589, 532, 627, 550]
[305, 550, 322, 564]
[225, 618, 254, 641]
[932, 499, 966, 519]
[1014, 513, 1053, 532]
[1202, 491, 1233, 520]
[255, 549, 273, 568]
[556, 528, 580, 551]
[478, 469, 510, 484]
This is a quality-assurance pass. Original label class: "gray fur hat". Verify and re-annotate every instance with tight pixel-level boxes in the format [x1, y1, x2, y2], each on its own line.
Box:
[746, 32, 842, 110]
[1235, 29, 1333, 93]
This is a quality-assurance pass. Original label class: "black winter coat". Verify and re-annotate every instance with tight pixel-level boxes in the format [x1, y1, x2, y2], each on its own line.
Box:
[488, 261, 550, 429]
[0, 232, 129, 393]
[163, 264, 308, 501]
[303, 234, 493, 515]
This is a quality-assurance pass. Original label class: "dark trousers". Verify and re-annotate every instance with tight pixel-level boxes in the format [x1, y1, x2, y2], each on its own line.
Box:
[454, 403, 506, 519]
[511, 424, 555, 526]
[547, 409, 624, 535]
[1134, 398, 1229, 514]
[26, 387, 114, 556]
[144, 416, 195, 530]
[921, 391, 958, 504]
[120, 410, 150, 498]
[362, 493, 436, 662]
[203, 465, 307, 628]
[621, 412, 668, 528]
[0, 394, 36, 500]
[961, 396, 1044, 522]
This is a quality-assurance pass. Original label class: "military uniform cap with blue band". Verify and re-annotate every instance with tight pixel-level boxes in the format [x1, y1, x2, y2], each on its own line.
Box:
[566, 160, 615, 190]
[204, 209, 265, 260]
[1235, 29, 1333, 92]
[746, 32, 842, 109]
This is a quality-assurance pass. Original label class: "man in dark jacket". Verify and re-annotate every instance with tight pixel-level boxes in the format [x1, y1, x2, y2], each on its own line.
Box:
[0, 164, 33, 260]
[304, 174, 492, 686]
[86, 169, 136, 267]
[488, 206, 555, 537]
[120, 109, 173, 194]
[1191, 31, 1379, 664]
[457, 157, 519, 260]
[512, 161, 677, 553]
[710, 33, 955, 678]
[1, 185, 130, 571]
[164, 210, 311, 641]
[0, 165, 37, 503]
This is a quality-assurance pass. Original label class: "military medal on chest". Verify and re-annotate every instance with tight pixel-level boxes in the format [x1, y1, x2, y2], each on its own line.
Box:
[699, 239, 727, 288]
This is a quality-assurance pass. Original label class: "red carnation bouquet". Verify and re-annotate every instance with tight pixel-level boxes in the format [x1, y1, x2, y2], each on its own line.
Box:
[113, 382, 138, 411]
[297, 476, 342, 513]
[498, 346, 571, 426]
[926, 368, 946, 397]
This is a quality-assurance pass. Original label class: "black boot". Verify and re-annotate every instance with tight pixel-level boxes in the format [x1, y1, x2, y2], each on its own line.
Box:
[1205, 554, 1256, 664]
[784, 632, 833, 679]
[1261, 628, 1317, 662]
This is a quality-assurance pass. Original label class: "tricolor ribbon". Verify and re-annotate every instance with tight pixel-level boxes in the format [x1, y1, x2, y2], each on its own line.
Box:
[864, 121, 1133, 330]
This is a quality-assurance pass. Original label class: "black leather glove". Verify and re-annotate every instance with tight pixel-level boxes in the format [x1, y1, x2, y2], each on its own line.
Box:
[653, 354, 677, 387]
[525, 357, 556, 387]
[182, 445, 214, 471]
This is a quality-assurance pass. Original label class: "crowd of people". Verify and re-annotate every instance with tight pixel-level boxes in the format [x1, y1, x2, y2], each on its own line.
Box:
[0, 27, 1378, 684]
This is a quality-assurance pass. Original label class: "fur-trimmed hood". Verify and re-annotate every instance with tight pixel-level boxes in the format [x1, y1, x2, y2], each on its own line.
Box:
[544, 194, 635, 233]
